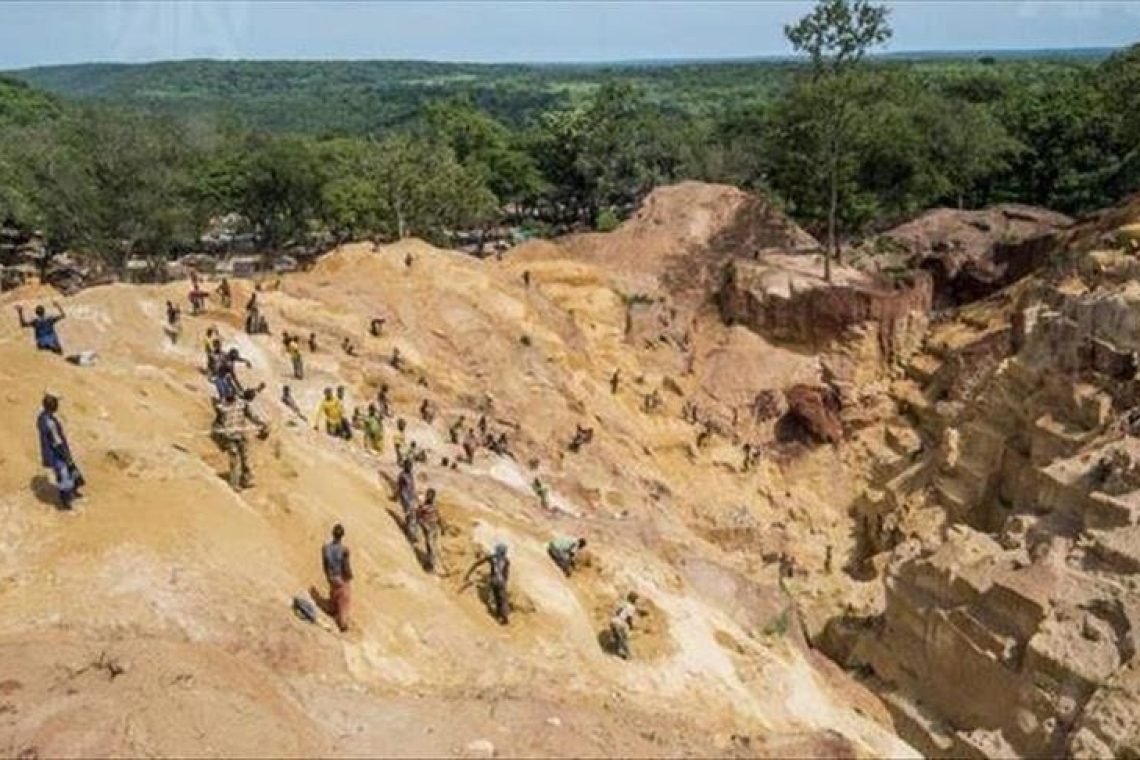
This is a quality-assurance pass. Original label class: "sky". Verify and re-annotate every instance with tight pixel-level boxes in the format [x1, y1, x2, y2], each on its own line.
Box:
[1, 1, 1138, 69]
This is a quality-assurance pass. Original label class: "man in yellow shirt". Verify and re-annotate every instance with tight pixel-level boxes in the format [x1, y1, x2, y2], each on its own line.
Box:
[313, 387, 345, 437]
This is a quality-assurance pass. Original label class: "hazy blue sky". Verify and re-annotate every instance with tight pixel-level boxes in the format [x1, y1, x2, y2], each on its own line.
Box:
[2, 1, 1138, 69]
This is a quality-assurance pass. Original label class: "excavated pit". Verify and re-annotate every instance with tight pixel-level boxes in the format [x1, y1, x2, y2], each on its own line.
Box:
[4, 183, 1140, 758]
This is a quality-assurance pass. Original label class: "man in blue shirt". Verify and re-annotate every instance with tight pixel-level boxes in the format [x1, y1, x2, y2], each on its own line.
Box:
[16, 302, 66, 354]
[36, 393, 84, 509]
[321, 524, 353, 632]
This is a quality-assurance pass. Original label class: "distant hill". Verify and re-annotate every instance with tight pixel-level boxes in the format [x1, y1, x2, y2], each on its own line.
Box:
[0, 74, 62, 128]
[5, 52, 1105, 135]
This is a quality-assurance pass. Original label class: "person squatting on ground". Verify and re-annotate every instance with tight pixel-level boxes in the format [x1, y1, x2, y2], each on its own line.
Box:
[17, 302, 66, 354]
[37, 393, 84, 509]
[212, 385, 269, 490]
[548, 536, 587, 577]
[465, 543, 511, 625]
[610, 591, 639, 660]
[322, 524, 353, 632]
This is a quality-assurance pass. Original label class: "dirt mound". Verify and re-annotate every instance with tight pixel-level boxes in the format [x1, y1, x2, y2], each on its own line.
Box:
[554, 182, 819, 304]
[866, 204, 1072, 309]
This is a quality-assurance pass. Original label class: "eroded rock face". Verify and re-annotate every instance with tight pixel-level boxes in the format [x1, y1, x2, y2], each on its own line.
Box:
[781, 385, 843, 445]
[718, 254, 932, 363]
[828, 207, 1140, 757]
[870, 205, 1073, 310]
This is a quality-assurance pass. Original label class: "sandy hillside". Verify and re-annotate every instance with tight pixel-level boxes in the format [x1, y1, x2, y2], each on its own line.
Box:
[0, 184, 914, 758]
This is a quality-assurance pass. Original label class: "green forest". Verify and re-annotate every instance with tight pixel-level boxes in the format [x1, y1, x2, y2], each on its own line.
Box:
[1, 0, 1138, 270]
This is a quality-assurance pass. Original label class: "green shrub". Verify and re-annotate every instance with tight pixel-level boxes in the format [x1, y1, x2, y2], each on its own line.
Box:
[595, 208, 620, 232]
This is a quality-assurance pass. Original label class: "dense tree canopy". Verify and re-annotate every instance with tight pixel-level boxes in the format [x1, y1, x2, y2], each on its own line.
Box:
[0, 33, 1138, 270]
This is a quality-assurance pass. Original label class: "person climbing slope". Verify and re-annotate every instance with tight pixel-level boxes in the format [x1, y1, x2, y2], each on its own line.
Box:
[165, 301, 182, 345]
[397, 458, 418, 542]
[362, 404, 384, 453]
[322, 524, 353, 632]
[393, 417, 408, 464]
[376, 384, 391, 418]
[16, 302, 66, 354]
[465, 543, 511, 625]
[335, 386, 352, 440]
[216, 278, 232, 309]
[286, 333, 304, 380]
[211, 385, 269, 490]
[213, 347, 251, 399]
[36, 393, 84, 509]
[417, 488, 441, 573]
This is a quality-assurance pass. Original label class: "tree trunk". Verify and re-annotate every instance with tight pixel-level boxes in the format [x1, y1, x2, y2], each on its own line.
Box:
[826, 130, 840, 283]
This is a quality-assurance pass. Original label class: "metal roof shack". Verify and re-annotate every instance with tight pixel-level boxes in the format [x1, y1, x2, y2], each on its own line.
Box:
[217, 254, 267, 277]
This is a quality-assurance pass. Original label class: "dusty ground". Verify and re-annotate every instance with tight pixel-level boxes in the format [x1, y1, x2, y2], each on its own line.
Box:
[0, 185, 914, 758]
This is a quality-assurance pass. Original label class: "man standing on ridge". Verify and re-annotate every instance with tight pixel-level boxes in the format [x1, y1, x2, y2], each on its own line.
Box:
[37, 393, 84, 509]
[322, 524, 353, 632]
[16, 302, 66, 355]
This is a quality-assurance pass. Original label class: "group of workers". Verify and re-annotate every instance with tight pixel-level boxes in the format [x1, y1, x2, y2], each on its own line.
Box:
[17, 273, 646, 660]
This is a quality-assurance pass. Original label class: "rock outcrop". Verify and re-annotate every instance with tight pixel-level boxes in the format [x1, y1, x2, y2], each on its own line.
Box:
[718, 252, 932, 363]
[816, 200, 1140, 758]
[863, 205, 1073, 309]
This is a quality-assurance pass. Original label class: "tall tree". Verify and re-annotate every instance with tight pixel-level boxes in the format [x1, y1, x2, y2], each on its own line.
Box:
[785, 0, 891, 281]
[367, 133, 496, 243]
[422, 98, 545, 212]
[233, 134, 327, 247]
